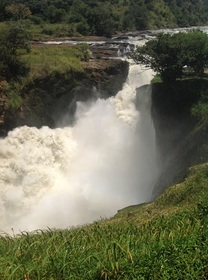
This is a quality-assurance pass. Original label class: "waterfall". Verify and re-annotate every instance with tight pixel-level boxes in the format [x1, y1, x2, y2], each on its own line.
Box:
[0, 63, 158, 233]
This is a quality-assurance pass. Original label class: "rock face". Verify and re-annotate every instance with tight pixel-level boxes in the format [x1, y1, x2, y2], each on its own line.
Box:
[151, 80, 208, 197]
[0, 59, 129, 136]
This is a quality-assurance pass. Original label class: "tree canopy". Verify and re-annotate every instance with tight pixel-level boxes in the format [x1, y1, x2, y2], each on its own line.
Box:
[131, 30, 208, 82]
[0, 22, 30, 80]
[1, 0, 208, 36]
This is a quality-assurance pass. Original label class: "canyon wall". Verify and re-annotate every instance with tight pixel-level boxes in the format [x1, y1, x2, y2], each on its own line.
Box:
[0, 59, 128, 136]
[151, 80, 208, 197]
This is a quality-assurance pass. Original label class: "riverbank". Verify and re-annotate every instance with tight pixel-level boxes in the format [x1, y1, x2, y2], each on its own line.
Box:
[0, 43, 129, 136]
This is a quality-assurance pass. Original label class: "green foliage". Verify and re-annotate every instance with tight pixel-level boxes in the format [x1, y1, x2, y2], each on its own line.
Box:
[1, 0, 208, 36]
[131, 32, 184, 82]
[5, 91, 23, 110]
[41, 24, 72, 37]
[151, 74, 162, 83]
[77, 43, 92, 61]
[66, 1, 117, 37]
[5, 3, 31, 21]
[21, 45, 84, 81]
[165, 0, 208, 27]
[0, 164, 208, 279]
[182, 30, 208, 76]
[6, 21, 31, 54]
[4, 83, 23, 110]
[192, 88, 208, 123]
[76, 20, 90, 36]
[85, 3, 117, 37]
[192, 102, 208, 122]
[0, 46, 27, 80]
[123, 0, 149, 31]
[35, 23, 77, 38]
[131, 30, 208, 82]
[0, 22, 30, 80]
[146, 0, 176, 29]
[46, 5, 66, 23]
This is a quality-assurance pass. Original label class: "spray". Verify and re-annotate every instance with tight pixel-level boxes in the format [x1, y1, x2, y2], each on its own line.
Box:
[0, 64, 158, 233]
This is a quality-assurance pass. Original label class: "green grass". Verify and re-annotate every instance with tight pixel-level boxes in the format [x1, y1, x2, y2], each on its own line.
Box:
[151, 74, 162, 84]
[1, 45, 86, 108]
[5, 91, 22, 110]
[21, 45, 84, 82]
[29, 23, 78, 41]
[0, 163, 208, 279]
[0, 22, 8, 32]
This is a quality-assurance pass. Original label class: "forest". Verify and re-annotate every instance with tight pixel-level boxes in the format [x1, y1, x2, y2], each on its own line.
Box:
[0, 0, 208, 37]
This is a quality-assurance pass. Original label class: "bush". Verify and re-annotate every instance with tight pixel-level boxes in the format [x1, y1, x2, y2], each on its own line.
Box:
[0, 22, 30, 80]
[5, 83, 23, 110]
[77, 43, 92, 61]
[192, 87, 208, 122]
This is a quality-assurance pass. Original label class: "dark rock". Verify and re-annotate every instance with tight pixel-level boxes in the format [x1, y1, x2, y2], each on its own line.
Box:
[0, 59, 129, 135]
[151, 79, 208, 198]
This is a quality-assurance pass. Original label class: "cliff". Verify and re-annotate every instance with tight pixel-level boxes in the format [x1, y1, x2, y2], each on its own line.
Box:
[0, 59, 129, 136]
[151, 79, 208, 197]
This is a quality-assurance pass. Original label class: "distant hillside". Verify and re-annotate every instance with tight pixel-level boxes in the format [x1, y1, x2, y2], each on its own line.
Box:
[0, 0, 208, 37]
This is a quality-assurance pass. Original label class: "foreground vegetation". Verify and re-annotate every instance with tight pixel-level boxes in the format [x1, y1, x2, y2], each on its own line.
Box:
[0, 163, 207, 279]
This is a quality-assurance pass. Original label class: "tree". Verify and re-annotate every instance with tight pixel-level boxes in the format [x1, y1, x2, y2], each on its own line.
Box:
[5, 3, 31, 21]
[6, 22, 31, 54]
[131, 32, 185, 81]
[0, 23, 31, 80]
[145, 0, 176, 28]
[86, 3, 117, 37]
[46, 5, 66, 23]
[130, 30, 208, 82]
[182, 30, 208, 76]
[77, 43, 92, 61]
[123, 0, 148, 31]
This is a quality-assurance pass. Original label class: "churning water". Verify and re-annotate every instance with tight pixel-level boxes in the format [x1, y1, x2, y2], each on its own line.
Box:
[0, 64, 159, 233]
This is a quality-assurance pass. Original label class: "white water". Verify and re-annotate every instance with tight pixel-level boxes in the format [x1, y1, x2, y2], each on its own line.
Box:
[0, 64, 158, 234]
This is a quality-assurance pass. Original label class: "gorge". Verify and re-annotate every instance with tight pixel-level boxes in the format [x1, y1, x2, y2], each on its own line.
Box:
[0, 31, 207, 234]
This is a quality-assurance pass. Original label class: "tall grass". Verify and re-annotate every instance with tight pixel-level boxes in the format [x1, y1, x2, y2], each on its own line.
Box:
[21, 45, 84, 82]
[29, 23, 78, 41]
[0, 164, 208, 279]
[4, 82, 23, 110]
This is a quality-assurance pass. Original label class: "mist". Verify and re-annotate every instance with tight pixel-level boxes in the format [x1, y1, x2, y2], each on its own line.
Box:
[0, 64, 159, 234]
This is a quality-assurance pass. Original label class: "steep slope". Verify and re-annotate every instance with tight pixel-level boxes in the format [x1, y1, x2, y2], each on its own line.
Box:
[151, 79, 208, 196]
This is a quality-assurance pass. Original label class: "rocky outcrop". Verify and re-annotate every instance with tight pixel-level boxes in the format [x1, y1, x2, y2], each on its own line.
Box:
[151, 79, 208, 197]
[0, 59, 129, 136]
